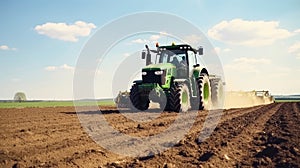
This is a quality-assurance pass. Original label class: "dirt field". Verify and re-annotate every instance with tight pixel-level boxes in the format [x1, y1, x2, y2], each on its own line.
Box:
[0, 103, 299, 167]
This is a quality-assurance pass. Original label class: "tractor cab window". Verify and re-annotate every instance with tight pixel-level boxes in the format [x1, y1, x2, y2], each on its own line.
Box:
[158, 51, 169, 64]
[169, 55, 185, 67]
[156, 49, 188, 78]
[157, 50, 186, 67]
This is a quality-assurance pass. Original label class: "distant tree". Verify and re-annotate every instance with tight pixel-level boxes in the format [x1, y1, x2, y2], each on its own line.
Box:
[14, 92, 27, 102]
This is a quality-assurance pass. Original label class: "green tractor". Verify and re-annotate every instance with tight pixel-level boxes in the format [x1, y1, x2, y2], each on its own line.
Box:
[128, 43, 224, 112]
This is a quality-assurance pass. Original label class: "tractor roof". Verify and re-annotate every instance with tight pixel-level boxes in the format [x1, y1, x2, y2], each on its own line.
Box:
[158, 44, 197, 53]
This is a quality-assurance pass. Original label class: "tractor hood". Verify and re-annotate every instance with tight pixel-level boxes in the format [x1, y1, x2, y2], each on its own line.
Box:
[141, 63, 176, 89]
[142, 63, 175, 71]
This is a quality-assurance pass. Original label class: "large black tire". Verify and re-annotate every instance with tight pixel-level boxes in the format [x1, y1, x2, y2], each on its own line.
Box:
[129, 84, 149, 111]
[197, 74, 211, 110]
[166, 83, 191, 112]
[210, 79, 224, 109]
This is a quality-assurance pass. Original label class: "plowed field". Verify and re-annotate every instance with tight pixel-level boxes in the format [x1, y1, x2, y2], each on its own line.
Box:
[0, 103, 299, 167]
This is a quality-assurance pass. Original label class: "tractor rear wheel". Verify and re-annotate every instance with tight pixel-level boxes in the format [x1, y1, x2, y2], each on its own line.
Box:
[129, 84, 149, 111]
[167, 83, 191, 112]
[197, 74, 211, 110]
[210, 79, 224, 109]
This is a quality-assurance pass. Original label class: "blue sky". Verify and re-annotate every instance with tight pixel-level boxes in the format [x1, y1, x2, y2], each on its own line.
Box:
[1, 0, 300, 99]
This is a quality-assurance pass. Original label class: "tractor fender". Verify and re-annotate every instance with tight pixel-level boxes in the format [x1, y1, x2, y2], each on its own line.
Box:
[200, 68, 209, 76]
[133, 80, 143, 84]
[193, 67, 209, 78]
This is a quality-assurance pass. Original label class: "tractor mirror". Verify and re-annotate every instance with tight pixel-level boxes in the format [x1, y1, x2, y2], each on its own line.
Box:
[198, 47, 203, 55]
[142, 51, 146, 59]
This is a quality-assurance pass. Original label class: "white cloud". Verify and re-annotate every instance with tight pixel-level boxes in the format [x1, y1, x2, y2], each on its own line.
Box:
[150, 35, 160, 41]
[131, 39, 149, 44]
[0, 45, 9, 50]
[288, 42, 300, 59]
[0, 45, 17, 51]
[131, 32, 173, 45]
[208, 19, 293, 46]
[130, 32, 179, 45]
[45, 64, 74, 71]
[294, 29, 300, 33]
[61, 64, 74, 70]
[45, 66, 57, 71]
[35, 21, 96, 42]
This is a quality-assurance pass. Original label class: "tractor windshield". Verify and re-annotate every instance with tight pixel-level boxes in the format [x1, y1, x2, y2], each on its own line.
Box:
[156, 50, 187, 67]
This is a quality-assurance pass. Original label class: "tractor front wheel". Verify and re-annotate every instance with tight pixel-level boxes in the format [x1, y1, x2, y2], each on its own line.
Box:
[167, 83, 191, 112]
[129, 84, 149, 111]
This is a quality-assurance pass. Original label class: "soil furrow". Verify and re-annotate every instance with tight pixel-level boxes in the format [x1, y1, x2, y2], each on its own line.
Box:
[201, 103, 282, 167]
[1, 103, 299, 168]
[239, 102, 300, 167]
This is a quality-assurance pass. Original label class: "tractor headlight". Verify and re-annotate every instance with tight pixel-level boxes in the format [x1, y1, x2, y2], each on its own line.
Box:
[154, 70, 164, 75]
[142, 71, 147, 76]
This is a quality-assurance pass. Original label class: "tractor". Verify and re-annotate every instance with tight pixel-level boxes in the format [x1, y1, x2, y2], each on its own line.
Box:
[118, 43, 224, 112]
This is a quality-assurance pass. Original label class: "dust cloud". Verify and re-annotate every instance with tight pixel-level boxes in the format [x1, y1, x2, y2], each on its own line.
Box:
[224, 91, 274, 109]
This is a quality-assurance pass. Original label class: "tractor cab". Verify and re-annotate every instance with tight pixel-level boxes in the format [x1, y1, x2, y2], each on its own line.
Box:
[142, 43, 203, 79]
